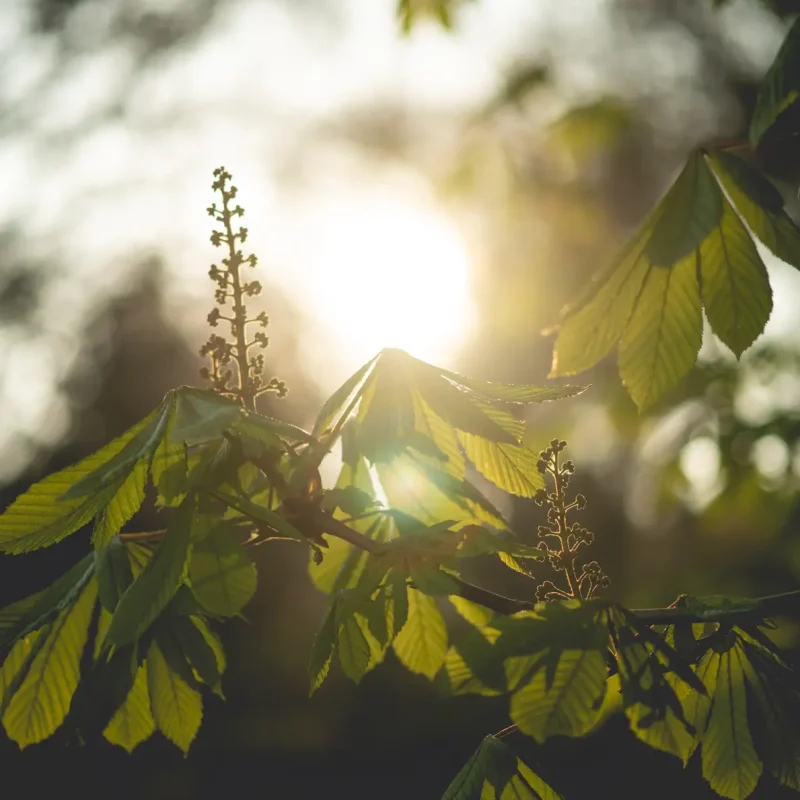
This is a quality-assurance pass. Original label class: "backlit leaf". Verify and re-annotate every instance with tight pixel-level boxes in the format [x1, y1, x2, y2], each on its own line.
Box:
[618, 254, 702, 410]
[458, 434, 543, 497]
[0, 410, 161, 553]
[146, 641, 202, 754]
[3, 579, 97, 748]
[188, 526, 256, 616]
[103, 662, 155, 753]
[700, 640, 762, 800]
[393, 588, 448, 680]
[750, 17, 800, 146]
[708, 150, 800, 269]
[698, 199, 772, 357]
[92, 458, 149, 548]
[169, 387, 243, 446]
[312, 356, 376, 439]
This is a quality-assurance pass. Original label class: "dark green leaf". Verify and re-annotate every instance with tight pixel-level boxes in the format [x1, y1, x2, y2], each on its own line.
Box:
[169, 387, 243, 446]
[645, 150, 723, 267]
[708, 150, 800, 269]
[103, 495, 195, 649]
[309, 598, 338, 695]
[750, 18, 800, 146]
[95, 536, 134, 612]
[188, 526, 256, 616]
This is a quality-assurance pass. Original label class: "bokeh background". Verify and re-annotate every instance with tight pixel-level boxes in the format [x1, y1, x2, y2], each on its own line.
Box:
[2, 0, 800, 797]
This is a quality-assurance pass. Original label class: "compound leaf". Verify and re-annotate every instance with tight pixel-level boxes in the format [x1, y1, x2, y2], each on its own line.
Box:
[3, 579, 97, 748]
[393, 588, 448, 680]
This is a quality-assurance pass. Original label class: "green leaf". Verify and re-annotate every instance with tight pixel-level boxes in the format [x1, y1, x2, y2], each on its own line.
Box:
[171, 615, 225, 695]
[312, 356, 376, 439]
[441, 736, 563, 800]
[95, 535, 134, 612]
[458, 434, 543, 497]
[411, 390, 466, 478]
[441, 738, 487, 800]
[700, 641, 763, 800]
[188, 526, 256, 616]
[707, 150, 800, 268]
[103, 662, 155, 753]
[92, 458, 149, 548]
[103, 495, 195, 649]
[169, 387, 243, 446]
[64, 399, 172, 500]
[392, 588, 448, 680]
[510, 648, 608, 743]
[236, 410, 315, 446]
[337, 614, 373, 683]
[2, 579, 97, 748]
[551, 218, 654, 377]
[698, 199, 773, 357]
[645, 150, 724, 267]
[0, 410, 162, 553]
[0, 554, 94, 649]
[499, 604, 609, 743]
[437, 371, 586, 405]
[309, 599, 338, 695]
[146, 640, 202, 755]
[750, 18, 800, 146]
[619, 254, 702, 410]
[739, 638, 800, 790]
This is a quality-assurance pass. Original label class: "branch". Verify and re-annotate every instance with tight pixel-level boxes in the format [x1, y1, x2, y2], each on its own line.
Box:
[306, 508, 800, 625]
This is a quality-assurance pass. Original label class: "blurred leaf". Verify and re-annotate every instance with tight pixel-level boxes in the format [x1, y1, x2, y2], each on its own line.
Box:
[103, 495, 195, 649]
[337, 614, 372, 683]
[146, 641, 202, 755]
[393, 588, 448, 680]
[750, 17, 800, 146]
[188, 526, 256, 616]
[171, 616, 225, 696]
[2, 579, 97, 748]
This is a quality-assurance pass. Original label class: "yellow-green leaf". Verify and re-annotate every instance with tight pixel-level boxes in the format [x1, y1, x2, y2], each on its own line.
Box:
[92, 457, 149, 548]
[393, 588, 447, 680]
[619, 255, 702, 411]
[103, 662, 155, 753]
[146, 641, 202, 754]
[510, 649, 608, 744]
[698, 199, 772, 357]
[458, 434, 543, 497]
[701, 643, 762, 800]
[3, 580, 97, 747]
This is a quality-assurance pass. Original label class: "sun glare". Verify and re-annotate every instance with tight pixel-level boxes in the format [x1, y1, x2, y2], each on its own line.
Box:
[286, 192, 475, 380]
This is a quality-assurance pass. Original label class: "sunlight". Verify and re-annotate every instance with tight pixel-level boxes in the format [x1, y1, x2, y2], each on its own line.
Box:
[284, 190, 475, 380]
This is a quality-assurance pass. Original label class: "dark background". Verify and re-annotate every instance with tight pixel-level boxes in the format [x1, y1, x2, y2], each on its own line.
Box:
[1, 1, 800, 797]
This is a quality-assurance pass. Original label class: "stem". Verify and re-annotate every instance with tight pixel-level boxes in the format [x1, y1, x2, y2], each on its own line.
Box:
[219, 192, 255, 411]
[551, 449, 581, 599]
